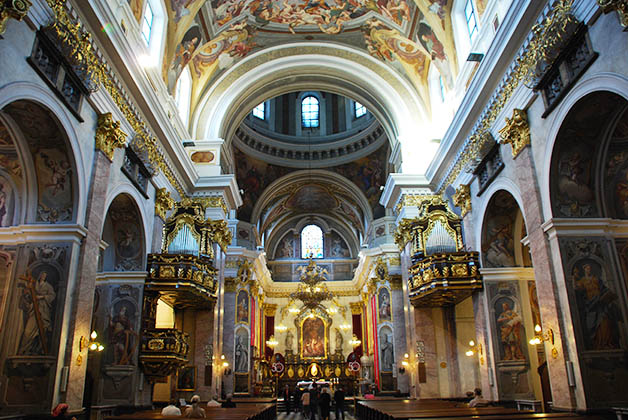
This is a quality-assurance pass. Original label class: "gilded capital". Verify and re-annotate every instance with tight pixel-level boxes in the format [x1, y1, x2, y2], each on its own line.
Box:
[263, 303, 277, 317]
[95, 112, 127, 161]
[597, 0, 628, 28]
[0, 0, 31, 35]
[155, 188, 174, 220]
[453, 184, 472, 217]
[393, 218, 416, 250]
[499, 108, 530, 158]
[349, 302, 363, 315]
[208, 219, 233, 252]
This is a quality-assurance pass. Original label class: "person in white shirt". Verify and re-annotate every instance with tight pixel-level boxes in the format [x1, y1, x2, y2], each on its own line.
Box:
[161, 399, 182, 416]
[206, 394, 220, 407]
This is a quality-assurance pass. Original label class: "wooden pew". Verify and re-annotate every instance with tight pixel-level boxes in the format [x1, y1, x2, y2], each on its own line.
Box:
[104, 402, 275, 420]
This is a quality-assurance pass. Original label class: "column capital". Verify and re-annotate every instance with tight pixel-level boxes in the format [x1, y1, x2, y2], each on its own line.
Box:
[498, 108, 530, 158]
[155, 188, 175, 221]
[453, 183, 472, 217]
[95, 112, 128, 161]
[0, 0, 31, 35]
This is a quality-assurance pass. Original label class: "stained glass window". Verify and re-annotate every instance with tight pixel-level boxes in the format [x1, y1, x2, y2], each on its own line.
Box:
[302, 96, 319, 128]
[301, 225, 323, 258]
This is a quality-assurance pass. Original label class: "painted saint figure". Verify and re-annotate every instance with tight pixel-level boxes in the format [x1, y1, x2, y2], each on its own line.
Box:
[236, 290, 249, 323]
[573, 263, 621, 350]
[378, 288, 391, 321]
[497, 302, 524, 360]
[302, 317, 325, 357]
[18, 271, 56, 355]
[109, 305, 136, 365]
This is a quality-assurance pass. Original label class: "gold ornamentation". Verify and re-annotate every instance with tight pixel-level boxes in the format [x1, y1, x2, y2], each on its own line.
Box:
[148, 339, 165, 351]
[349, 302, 363, 315]
[387, 257, 401, 266]
[452, 184, 472, 217]
[155, 188, 175, 221]
[224, 277, 237, 292]
[290, 259, 334, 309]
[0, 0, 31, 35]
[597, 0, 628, 28]
[334, 366, 341, 377]
[44, 0, 186, 195]
[263, 304, 277, 316]
[159, 266, 175, 278]
[95, 113, 127, 161]
[437, 0, 576, 192]
[390, 275, 403, 290]
[499, 109, 530, 158]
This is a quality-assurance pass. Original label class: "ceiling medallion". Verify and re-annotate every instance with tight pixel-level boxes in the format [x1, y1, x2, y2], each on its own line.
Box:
[290, 259, 334, 310]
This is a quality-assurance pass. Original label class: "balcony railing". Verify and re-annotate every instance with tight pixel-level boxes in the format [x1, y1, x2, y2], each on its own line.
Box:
[139, 328, 189, 382]
[408, 251, 482, 307]
[145, 253, 218, 309]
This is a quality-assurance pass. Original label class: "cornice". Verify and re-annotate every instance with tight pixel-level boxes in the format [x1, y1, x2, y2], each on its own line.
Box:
[0, 224, 88, 245]
[542, 218, 628, 240]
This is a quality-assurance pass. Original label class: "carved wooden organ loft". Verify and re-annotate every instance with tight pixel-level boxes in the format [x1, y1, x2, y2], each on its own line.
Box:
[139, 199, 231, 382]
[395, 196, 483, 307]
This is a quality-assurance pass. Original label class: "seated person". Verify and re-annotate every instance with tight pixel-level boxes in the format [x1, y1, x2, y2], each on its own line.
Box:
[206, 394, 221, 407]
[161, 399, 181, 416]
[184, 395, 206, 418]
[468, 388, 490, 407]
[221, 394, 236, 408]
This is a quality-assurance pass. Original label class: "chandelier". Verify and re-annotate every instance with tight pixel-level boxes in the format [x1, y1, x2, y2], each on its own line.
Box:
[290, 259, 334, 309]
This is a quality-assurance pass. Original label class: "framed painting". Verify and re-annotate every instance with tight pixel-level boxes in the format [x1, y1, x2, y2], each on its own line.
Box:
[300, 316, 327, 359]
[176, 366, 195, 391]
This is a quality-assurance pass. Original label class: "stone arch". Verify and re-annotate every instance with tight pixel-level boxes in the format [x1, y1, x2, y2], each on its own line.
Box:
[191, 43, 432, 173]
[101, 194, 146, 272]
[480, 189, 530, 269]
[542, 74, 628, 220]
[0, 82, 87, 225]
[1, 100, 80, 224]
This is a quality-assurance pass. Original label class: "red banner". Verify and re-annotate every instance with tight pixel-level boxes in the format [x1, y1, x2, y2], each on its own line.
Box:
[371, 295, 380, 389]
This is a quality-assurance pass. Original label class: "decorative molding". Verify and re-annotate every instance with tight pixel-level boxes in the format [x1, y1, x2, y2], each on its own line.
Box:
[390, 275, 403, 290]
[498, 108, 531, 158]
[597, 0, 628, 28]
[155, 188, 175, 221]
[436, 0, 577, 192]
[224, 277, 237, 293]
[452, 184, 472, 217]
[263, 303, 277, 316]
[44, 0, 186, 195]
[95, 112, 128, 161]
[349, 302, 363, 315]
[0, 0, 31, 35]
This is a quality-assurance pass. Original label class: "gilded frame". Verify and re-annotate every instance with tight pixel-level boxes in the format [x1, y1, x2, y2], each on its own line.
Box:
[299, 315, 329, 360]
[236, 289, 249, 325]
[176, 366, 196, 391]
[377, 286, 393, 323]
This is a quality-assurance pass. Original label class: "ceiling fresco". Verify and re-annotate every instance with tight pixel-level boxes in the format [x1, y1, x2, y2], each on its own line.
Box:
[234, 142, 388, 224]
[133, 0, 462, 117]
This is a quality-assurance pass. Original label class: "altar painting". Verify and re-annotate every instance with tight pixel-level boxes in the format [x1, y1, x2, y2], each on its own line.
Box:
[301, 316, 327, 359]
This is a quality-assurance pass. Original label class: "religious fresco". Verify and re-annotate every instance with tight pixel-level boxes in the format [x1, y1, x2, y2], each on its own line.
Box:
[236, 289, 249, 324]
[328, 231, 350, 258]
[275, 234, 294, 259]
[4, 101, 75, 224]
[527, 281, 541, 329]
[0, 174, 15, 227]
[0, 245, 69, 406]
[559, 237, 628, 404]
[603, 109, 628, 219]
[108, 298, 138, 365]
[0, 121, 23, 194]
[103, 195, 144, 271]
[0, 252, 13, 332]
[550, 92, 626, 218]
[166, 24, 204, 93]
[189, 23, 258, 111]
[481, 191, 518, 268]
[362, 19, 431, 112]
[301, 316, 326, 358]
[211, 0, 412, 34]
[416, 19, 452, 88]
[377, 287, 392, 322]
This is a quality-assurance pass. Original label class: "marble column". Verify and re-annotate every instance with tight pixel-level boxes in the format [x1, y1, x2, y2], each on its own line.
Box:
[511, 146, 576, 409]
[194, 310, 214, 399]
[472, 292, 495, 400]
[62, 150, 112, 409]
[414, 307, 439, 398]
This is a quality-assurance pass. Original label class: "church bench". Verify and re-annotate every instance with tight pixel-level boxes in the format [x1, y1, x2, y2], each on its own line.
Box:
[104, 402, 275, 420]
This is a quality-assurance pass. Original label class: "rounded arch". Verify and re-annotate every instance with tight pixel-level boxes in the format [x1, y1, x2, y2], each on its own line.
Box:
[105, 183, 152, 251]
[191, 43, 429, 170]
[542, 73, 628, 221]
[478, 187, 529, 269]
[0, 82, 87, 224]
[101, 192, 147, 272]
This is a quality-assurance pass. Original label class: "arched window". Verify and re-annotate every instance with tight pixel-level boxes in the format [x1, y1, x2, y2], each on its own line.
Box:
[355, 101, 367, 118]
[301, 225, 323, 258]
[140, 0, 166, 67]
[302, 96, 319, 128]
[464, 0, 479, 43]
[175, 66, 192, 126]
[253, 102, 265, 119]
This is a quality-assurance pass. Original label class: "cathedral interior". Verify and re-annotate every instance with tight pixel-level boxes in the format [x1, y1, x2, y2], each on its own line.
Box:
[1, 0, 628, 418]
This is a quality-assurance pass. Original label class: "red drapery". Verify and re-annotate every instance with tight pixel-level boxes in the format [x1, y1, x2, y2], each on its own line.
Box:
[251, 297, 256, 347]
[352, 313, 363, 358]
[264, 315, 274, 360]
